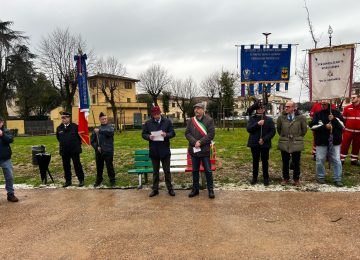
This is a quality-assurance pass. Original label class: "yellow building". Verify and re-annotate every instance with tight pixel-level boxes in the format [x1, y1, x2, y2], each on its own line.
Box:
[51, 73, 148, 130]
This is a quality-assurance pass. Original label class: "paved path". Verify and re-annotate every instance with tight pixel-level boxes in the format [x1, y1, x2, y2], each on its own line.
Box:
[0, 189, 359, 259]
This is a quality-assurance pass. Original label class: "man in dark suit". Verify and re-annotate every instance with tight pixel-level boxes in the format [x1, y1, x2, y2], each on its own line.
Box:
[142, 106, 176, 197]
[56, 112, 85, 187]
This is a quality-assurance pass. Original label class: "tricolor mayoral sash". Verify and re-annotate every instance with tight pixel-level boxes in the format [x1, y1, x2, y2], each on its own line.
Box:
[191, 116, 216, 159]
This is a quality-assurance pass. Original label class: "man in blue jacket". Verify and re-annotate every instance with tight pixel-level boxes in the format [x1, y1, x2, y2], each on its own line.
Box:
[142, 106, 176, 197]
[0, 116, 19, 202]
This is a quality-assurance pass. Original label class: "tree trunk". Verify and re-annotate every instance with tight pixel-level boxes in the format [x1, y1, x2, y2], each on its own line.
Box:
[111, 106, 118, 130]
[0, 94, 8, 119]
[152, 95, 158, 106]
[182, 111, 187, 126]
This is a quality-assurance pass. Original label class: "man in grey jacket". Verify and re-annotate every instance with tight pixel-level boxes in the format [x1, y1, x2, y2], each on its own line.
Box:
[91, 112, 116, 187]
[185, 103, 215, 199]
[0, 116, 19, 202]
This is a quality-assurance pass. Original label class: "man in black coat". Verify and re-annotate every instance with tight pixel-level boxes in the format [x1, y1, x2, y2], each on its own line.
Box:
[246, 101, 276, 186]
[309, 100, 345, 186]
[56, 112, 85, 187]
[185, 103, 216, 199]
[91, 112, 115, 188]
[0, 116, 19, 202]
[142, 106, 176, 197]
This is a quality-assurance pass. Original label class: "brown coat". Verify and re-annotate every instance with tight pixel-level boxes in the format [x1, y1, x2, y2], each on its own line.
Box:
[185, 115, 215, 157]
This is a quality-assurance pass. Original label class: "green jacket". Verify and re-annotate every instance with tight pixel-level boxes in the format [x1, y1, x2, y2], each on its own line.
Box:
[276, 114, 308, 153]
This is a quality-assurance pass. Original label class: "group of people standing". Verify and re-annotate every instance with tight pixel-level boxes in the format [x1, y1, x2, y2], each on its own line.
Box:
[247, 93, 360, 188]
[1, 94, 358, 202]
[55, 103, 216, 199]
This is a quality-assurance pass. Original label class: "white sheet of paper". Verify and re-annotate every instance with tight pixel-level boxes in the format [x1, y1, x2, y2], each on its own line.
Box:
[151, 130, 164, 141]
[193, 147, 201, 153]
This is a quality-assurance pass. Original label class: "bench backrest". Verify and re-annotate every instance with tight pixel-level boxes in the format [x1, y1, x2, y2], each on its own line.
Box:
[133, 147, 216, 172]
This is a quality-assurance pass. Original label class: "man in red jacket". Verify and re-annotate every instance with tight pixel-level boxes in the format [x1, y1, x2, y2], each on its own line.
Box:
[340, 94, 360, 166]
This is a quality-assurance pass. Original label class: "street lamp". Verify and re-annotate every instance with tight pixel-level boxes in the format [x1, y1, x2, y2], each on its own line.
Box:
[328, 25, 333, 47]
[262, 32, 271, 45]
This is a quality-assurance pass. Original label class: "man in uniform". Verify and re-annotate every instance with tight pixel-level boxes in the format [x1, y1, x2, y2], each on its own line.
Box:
[56, 112, 85, 187]
[91, 112, 116, 187]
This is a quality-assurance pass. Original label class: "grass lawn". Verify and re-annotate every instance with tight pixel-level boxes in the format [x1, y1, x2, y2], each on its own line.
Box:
[3, 128, 360, 187]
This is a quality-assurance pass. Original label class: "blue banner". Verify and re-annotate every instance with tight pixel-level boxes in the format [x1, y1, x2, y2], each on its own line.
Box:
[74, 53, 90, 111]
[240, 44, 291, 84]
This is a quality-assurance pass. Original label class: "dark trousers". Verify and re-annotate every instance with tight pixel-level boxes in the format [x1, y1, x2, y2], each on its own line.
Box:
[281, 151, 301, 181]
[191, 156, 214, 191]
[251, 147, 270, 180]
[151, 154, 173, 191]
[95, 153, 115, 183]
[62, 153, 84, 182]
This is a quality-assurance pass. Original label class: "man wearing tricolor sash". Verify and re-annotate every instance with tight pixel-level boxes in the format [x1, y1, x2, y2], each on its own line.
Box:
[185, 103, 215, 199]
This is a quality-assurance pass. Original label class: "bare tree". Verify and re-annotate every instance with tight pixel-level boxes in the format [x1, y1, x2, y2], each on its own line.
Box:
[201, 72, 221, 101]
[138, 64, 172, 106]
[304, 0, 320, 49]
[95, 56, 126, 130]
[171, 77, 200, 126]
[38, 27, 93, 111]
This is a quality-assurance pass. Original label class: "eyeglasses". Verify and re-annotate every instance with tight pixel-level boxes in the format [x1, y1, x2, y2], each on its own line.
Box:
[285, 106, 292, 108]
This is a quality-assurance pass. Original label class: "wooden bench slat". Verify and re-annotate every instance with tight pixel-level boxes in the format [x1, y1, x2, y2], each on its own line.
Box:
[170, 148, 188, 154]
[134, 161, 153, 167]
[170, 154, 187, 160]
[135, 150, 149, 155]
[169, 160, 188, 166]
[160, 167, 187, 173]
[134, 155, 150, 161]
[128, 168, 154, 174]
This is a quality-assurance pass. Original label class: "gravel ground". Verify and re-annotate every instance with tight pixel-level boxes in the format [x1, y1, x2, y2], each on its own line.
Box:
[0, 188, 359, 259]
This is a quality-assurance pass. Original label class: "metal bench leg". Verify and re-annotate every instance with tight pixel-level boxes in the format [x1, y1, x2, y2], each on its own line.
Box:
[138, 174, 143, 189]
[144, 173, 148, 184]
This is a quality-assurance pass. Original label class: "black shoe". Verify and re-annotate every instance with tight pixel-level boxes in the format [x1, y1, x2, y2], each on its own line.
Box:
[263, 179, 270, 186]
[63, 181, 72, 188]
[351, 161, 360, 166]
[78, 180, 85, 187]
[168, 189, 175, 196]
[335, 181, 343, 187]
[110, 181, 116, 188]
[250, 178, 257, 185]
[208, 189, 215, 199]
[149, 190, 159, 197]
[188, 189, 199, 198]
[316, 178, 326, 184]
[7, 194, 19, 202]
[93, 181, 102, 188]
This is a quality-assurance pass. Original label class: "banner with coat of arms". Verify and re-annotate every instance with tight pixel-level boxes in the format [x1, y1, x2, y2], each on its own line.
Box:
[309, 44, 355, 101]
[240, 44, 292, 84]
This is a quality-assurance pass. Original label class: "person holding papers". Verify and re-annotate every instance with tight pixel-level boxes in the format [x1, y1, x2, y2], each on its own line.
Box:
[185, 103, 216, 199]
[142, 106, 176, 197]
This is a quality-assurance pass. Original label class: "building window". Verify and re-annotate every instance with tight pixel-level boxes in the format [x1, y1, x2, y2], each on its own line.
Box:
[144, 114, 147, 120]
[92, 95, 96, 104]
[172, 102, 176, 108]
[90, 80, 97, 88]
[125, 82, 132, 89]
[127, 98, 131, 103]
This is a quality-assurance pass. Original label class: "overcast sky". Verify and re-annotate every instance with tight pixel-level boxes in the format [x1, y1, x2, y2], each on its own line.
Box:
[1, 0, 360, 101]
